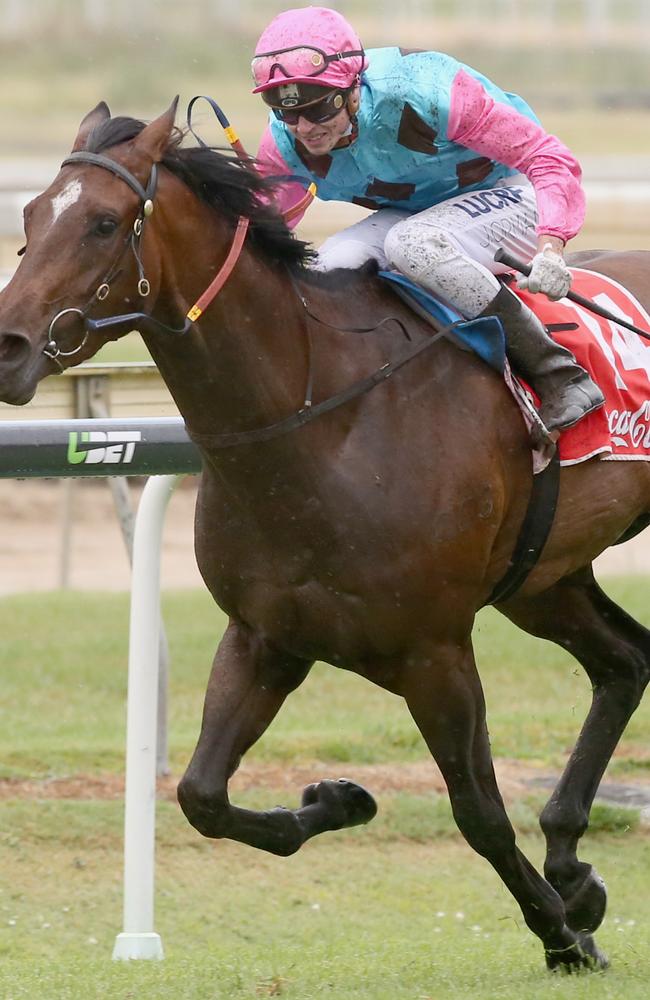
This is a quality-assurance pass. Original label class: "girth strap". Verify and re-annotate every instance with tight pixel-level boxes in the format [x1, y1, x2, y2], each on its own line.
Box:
[485, 449, 561, 606]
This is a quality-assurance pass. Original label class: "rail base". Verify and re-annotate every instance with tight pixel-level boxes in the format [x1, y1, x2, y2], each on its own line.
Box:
[112, 931, 164, 961]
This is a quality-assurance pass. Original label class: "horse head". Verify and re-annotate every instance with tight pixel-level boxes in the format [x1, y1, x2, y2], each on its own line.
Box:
[0, 99, 178, 403]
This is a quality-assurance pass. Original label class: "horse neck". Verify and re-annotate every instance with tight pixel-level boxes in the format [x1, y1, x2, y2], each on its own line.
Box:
[138, 183, 427, 485]
[141, 216, 313, 454]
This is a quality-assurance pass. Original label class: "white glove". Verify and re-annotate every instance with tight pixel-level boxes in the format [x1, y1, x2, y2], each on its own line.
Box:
[517, 244, 572, 301]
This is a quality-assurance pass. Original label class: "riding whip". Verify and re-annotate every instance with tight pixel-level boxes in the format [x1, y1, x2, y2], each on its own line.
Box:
[494, 248, 650, 341]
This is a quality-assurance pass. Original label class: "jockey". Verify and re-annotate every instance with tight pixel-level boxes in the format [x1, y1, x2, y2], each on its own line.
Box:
[252, 6, 605, 437]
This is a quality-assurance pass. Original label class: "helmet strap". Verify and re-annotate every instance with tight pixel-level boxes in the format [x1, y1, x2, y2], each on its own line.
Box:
[346, 82, 360, 119]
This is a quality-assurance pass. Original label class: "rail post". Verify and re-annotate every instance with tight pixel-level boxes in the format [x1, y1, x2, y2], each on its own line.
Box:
[112, 474, 180, 960]
[0, 417, 202, 961]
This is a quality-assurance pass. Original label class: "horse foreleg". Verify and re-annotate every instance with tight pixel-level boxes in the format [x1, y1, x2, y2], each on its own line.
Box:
[401, 640, 606, 971]
[502, 568, 650, 937]
[177, 619, 377, 856]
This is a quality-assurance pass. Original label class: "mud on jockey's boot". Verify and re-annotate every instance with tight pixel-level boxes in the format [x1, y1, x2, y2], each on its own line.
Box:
[479, 284, 605, 440]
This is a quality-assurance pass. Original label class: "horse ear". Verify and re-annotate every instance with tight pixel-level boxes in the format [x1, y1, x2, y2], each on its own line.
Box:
[71, 101, 111, 152]
[136, 97, 179, 164]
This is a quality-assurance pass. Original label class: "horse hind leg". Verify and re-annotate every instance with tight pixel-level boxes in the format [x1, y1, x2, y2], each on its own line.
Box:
[401, 640, 606, 971]
[501, 567, 650, 938]
[176, 620, 377, 856]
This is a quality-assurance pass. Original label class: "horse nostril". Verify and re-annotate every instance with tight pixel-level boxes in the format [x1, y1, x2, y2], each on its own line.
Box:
[0, 332, 31, 367]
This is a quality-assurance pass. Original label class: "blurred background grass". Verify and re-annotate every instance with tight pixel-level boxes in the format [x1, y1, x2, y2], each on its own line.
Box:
[2, 0, 650, 154]
[0, 580, 647, 780]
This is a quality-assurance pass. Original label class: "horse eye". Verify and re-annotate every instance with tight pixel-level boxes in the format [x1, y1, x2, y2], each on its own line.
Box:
[17, 246, 26, 256]
[94, 218, 119, 237]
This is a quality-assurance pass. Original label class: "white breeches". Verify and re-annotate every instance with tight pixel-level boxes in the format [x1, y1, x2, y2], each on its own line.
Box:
[314, 174, 539, 318]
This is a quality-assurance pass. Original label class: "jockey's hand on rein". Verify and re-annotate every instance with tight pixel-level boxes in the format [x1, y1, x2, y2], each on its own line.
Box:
[516, 244, 572, 301]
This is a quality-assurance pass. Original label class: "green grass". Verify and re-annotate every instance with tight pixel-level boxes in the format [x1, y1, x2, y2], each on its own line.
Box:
[0, 580, 649, 996]
[92, 332, 149, 364]
[0, 580, 648, 780]
[0, 801, 648, 999]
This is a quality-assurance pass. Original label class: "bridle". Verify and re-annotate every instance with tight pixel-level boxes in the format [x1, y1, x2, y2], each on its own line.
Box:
[44, 153, 160, 369]
[43, 147, 252, 370]
[44, 99, 319, 372]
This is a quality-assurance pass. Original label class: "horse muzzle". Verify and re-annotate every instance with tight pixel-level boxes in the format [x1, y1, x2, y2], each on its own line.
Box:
[0, 326, 50, 404]
[0, 328, 32, 370]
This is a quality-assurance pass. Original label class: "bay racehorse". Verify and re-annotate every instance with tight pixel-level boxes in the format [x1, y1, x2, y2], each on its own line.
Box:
[0, 101, 648, 973]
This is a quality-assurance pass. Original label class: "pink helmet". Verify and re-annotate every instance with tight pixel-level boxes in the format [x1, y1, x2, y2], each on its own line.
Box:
[252, 6, 367, 96]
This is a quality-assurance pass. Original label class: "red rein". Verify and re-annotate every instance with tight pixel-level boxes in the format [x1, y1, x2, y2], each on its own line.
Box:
[184, 119, 316, 325]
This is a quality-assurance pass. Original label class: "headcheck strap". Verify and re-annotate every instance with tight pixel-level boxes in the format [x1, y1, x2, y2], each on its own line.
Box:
[187, 95, 253, 163]
[186, 95, 317, 222]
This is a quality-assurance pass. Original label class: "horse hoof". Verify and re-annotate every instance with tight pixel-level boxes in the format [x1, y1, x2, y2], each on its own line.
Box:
[545, 931, 609, 973]
[565, 867, 607, 934]
[577, 932, 609, 972]
[301, 778, 378, 830]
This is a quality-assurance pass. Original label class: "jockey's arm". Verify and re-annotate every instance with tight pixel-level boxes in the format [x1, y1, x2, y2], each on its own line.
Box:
[256, 126, 309, 228]
[447, 68, 585, 258]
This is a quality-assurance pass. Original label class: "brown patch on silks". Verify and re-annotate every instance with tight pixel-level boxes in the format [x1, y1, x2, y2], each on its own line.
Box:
[365, 178, 416, 202]
[398, 47, 426, 56]
[397, 102, 439, 155]
[456, 156, 495, 188]
[352, 196, 382, 210]
[295, 142, 332, 179]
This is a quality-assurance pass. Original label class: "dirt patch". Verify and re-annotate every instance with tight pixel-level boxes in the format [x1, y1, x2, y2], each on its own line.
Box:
[0, 477, 202, 594]
[2, 759, 650, 810]
[0, 760, 517, 803]
[0, 761, 459, 802]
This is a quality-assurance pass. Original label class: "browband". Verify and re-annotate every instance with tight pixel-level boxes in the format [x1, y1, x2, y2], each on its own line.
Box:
[61, 151, 157, 204]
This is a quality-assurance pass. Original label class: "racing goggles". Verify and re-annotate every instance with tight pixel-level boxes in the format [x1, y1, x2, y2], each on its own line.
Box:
[270, 89, 348, 126]
[251, 45, 365, 87]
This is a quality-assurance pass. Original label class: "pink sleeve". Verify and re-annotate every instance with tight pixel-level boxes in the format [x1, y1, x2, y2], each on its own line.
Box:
[448, 69, 585, 242]
[256, 125, 310, 229]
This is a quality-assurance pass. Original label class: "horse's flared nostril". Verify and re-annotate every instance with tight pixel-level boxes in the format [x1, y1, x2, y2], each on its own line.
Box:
[0, 332, 32, 368]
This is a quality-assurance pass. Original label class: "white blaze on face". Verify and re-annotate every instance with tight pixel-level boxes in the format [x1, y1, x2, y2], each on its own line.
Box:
[51, 178, 82, 225]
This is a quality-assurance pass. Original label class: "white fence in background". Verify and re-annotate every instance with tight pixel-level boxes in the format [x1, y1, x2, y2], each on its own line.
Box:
[4, 159, 650, 241]
[2, 0, 650, 37]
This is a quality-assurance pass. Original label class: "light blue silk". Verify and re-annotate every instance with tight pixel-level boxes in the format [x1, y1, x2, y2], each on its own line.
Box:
[269, 47, 539, 212]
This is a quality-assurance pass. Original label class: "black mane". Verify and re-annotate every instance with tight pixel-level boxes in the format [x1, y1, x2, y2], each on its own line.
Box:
[84, 116, 316, 270]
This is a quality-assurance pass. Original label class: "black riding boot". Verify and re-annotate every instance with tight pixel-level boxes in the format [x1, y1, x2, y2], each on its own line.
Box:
[480, 284, 605, 434]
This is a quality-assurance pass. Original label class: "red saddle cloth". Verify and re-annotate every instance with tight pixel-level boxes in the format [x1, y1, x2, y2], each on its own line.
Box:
[514, 268, 650, 465]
